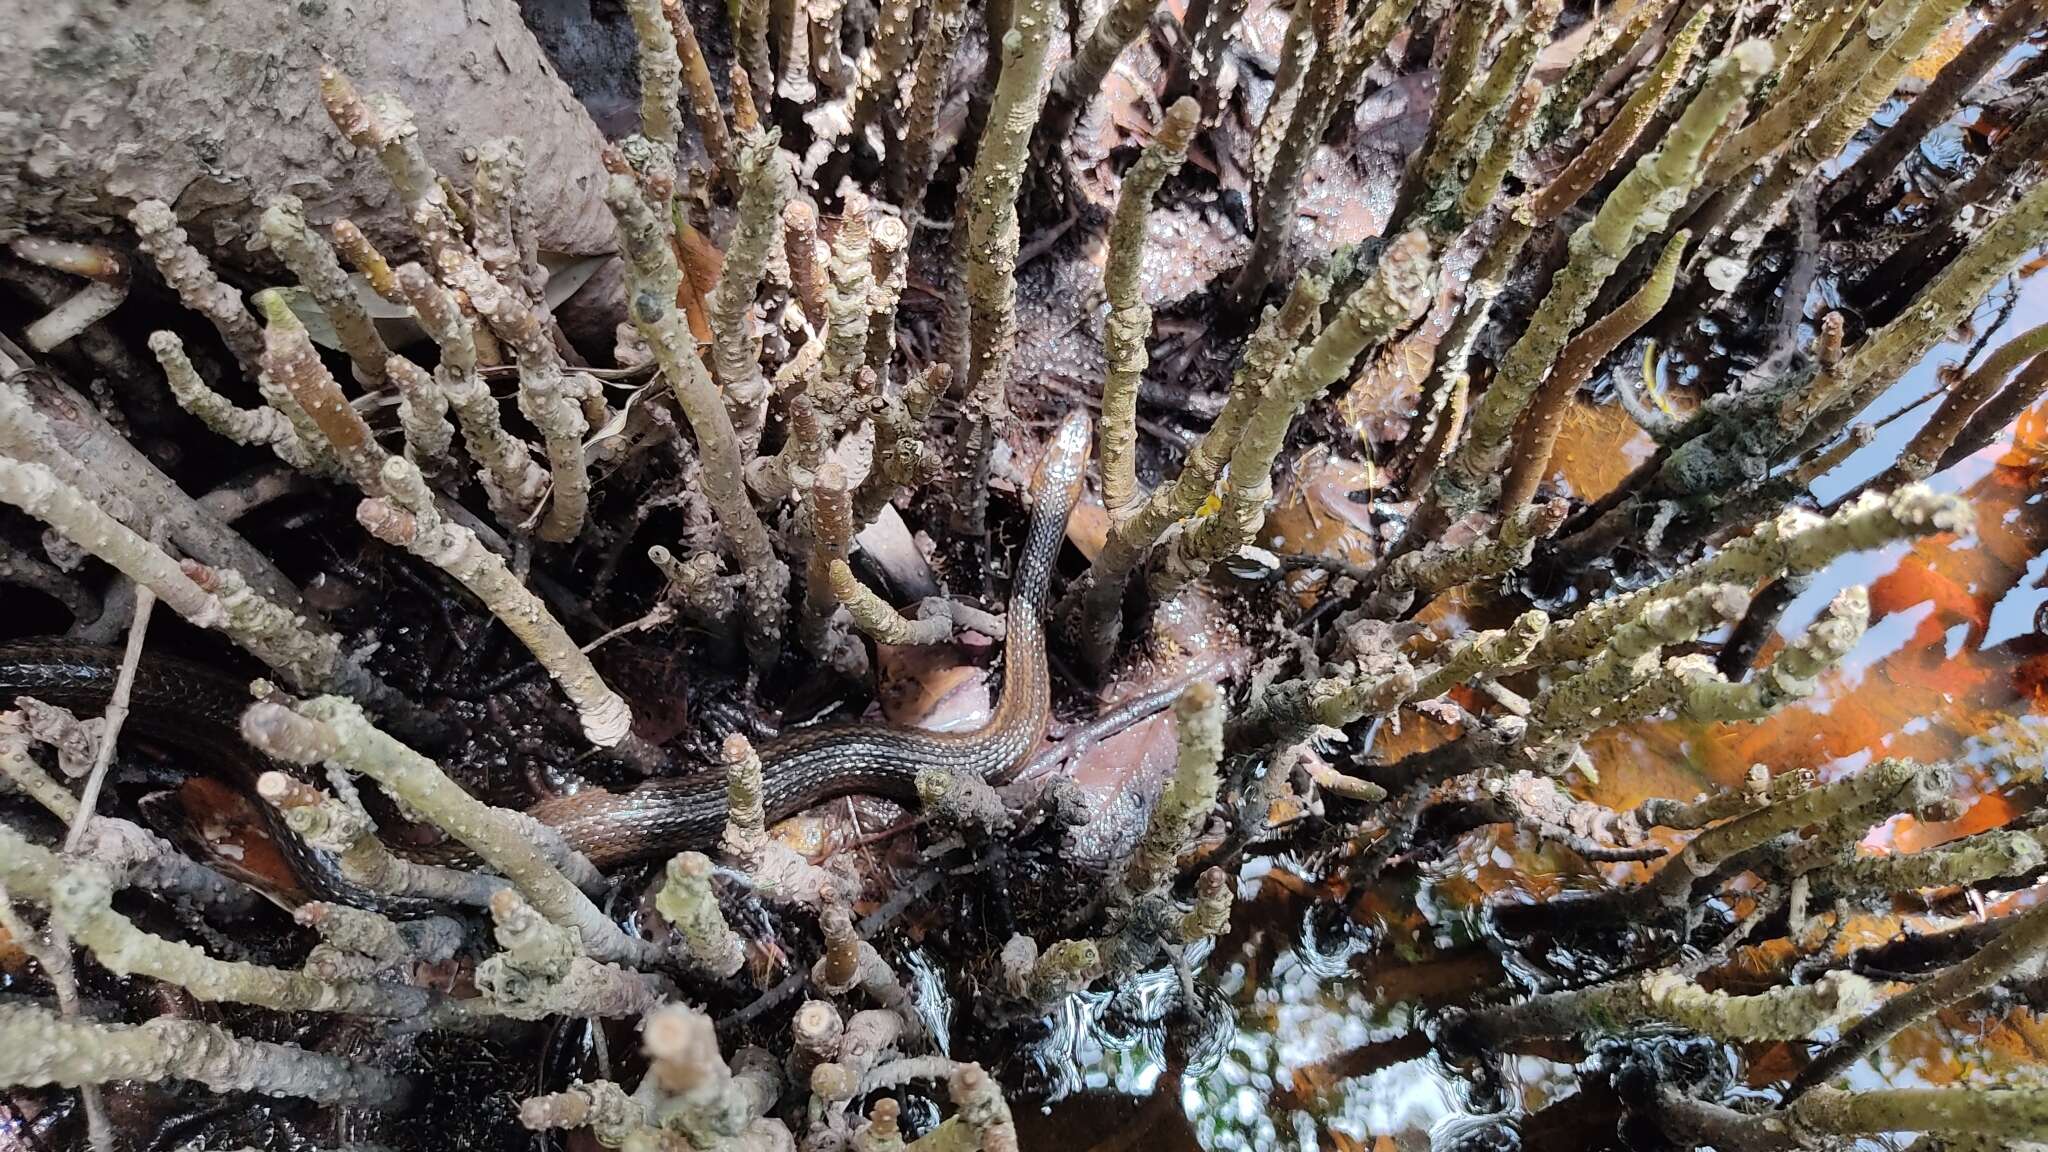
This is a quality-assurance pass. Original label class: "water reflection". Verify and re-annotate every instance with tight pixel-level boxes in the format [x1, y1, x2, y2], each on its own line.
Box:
[1023, 839, 1599, 1150]
[1023, 297, 2048, 1148]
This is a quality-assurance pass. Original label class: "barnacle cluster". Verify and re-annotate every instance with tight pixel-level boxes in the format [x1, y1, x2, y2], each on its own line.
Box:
[2, 0, 2048, 1147]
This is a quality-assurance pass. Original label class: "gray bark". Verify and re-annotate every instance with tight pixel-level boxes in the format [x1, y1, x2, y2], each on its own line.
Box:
[0, 0, 619, 292]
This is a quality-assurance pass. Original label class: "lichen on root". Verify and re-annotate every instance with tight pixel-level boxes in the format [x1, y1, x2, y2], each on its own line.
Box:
[1, 0, 2046, 1146]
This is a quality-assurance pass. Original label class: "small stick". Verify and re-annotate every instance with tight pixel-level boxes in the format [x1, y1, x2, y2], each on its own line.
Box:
[608, 170, 790, 673]
[260, 194, 392, 389]
[949, 0, 1057, 540]
[1499, 230, 1688, 512]
[891, 0, 968, 209]
[709, 130, 793, 453]
[127, 201, 265, 378]
[356, 458, 633, 750]
[1038, 0, 1166, 149]
[331, 220, 402, 304]
[1529, 5, 1712, 225]
[625, 0, 685, 152]
[783, 200, 827, 329]
[663, 0, 736, 194]
[148, 330, 321, 474]
[8, 239, 128, 355]
[736, 0, 774, 101]
[0, 1002, 411, 1108]
[1100, 98, 1200, 516]
[846, 0, 916, 139]
[63, 570, 158, 854]
[657, 851, 746, 977]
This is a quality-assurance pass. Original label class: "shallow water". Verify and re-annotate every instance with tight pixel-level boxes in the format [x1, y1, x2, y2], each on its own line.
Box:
[1014, 255, 2048, 1149]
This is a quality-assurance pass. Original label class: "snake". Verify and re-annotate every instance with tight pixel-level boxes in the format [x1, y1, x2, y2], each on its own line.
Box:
[0, 409, 1093, 900]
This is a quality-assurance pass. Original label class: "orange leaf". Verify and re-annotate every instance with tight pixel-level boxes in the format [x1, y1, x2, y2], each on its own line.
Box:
[1999, 392, 2048, 474]
[176, 776, 309, 904]
[1869, 550, 1988, 634]
[1906, 16, 1969, 83]
[1545, 397, 1659, 503]
[671, 219, 723, 344]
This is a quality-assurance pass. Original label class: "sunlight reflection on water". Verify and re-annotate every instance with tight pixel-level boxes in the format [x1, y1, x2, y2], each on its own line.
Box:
[1025, 223, 2048, 1152]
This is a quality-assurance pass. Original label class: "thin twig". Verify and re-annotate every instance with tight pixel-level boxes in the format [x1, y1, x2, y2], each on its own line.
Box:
[579, 604, 678, 654]
[48, 554, 161, 1152]
[63, 552, 159, 854]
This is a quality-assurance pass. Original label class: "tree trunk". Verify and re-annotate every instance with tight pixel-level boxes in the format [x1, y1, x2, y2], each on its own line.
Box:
[0, 0, 620, 296]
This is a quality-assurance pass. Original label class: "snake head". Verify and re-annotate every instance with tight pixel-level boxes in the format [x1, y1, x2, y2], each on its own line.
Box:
[1033, 407, 1093, 507]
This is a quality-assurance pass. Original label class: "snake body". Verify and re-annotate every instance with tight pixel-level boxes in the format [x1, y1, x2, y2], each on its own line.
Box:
[0, 410, 1092, 885]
